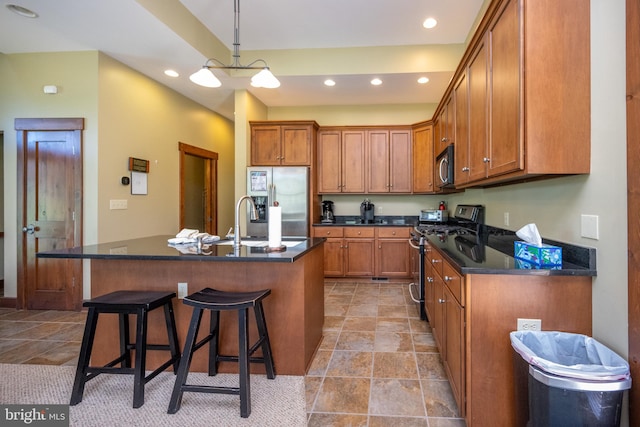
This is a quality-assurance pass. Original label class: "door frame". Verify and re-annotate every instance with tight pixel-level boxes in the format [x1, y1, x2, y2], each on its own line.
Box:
[178, 142, 218, 234]
[15, 117, 84, 310]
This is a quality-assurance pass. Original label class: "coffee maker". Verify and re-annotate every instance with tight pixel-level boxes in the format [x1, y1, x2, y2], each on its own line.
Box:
[360, 199, 375, 224]
[321, 200, 335, 223]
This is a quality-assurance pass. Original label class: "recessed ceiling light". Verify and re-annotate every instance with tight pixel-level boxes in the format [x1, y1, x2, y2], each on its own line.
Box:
[324, 79, 336, 87]
[6, 4, 38, 18]
[164, 69, 179, 78]
[418, 77, 430, 84]
[371, 78, 382, 86]
[423, 17, 437, 29]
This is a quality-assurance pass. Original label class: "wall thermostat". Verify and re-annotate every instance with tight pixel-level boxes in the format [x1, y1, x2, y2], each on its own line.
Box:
[121, 176, 130, 185]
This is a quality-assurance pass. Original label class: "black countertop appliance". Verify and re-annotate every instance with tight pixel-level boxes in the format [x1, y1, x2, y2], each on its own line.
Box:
[321, 200, 335, 223]
[360, 198, 375, 224]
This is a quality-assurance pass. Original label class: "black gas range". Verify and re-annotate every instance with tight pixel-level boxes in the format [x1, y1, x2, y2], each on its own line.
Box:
[408, 205, 485, 321]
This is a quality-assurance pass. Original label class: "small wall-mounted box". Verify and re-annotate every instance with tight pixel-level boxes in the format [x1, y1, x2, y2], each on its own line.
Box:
[514, 241, 562, 268]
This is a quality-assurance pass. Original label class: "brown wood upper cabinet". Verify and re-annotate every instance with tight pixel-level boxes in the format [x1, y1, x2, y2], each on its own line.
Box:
[251, 121, 318, 166]
[367, 128, 412, 193]
[412, 122, 434, 193]
[317, 128, 367, 193]
[318, 126, 412, 194]
[449, 0, 590, 188]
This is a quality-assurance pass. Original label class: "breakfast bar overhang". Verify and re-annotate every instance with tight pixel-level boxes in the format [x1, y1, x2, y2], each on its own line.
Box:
[37, 235, 326, 376]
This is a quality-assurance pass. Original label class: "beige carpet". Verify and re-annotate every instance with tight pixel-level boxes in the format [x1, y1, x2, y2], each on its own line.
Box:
[0, 364, 307, 426]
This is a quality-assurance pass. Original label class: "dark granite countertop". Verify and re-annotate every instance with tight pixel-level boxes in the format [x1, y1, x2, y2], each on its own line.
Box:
[314, 215, 418, 227]
[425, 225, 596, 277]
[36, 235, 325, 263]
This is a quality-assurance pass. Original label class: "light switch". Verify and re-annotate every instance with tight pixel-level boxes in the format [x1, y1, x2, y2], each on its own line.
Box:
[109, 199, 128, 210]
[580, 214, 599, 240]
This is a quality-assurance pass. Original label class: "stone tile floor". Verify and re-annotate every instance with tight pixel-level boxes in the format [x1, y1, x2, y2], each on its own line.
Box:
[305, 281, 465, 426]
[0, 280, 466, 426]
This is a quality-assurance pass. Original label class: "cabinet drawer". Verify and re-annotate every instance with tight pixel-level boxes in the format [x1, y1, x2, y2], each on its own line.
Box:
[442, 261, 464, 306]
[313, 227, 344, 238]
[344, 227, 375, 238]
[429, 249, 444, 277]
[376, 227, 410, 238]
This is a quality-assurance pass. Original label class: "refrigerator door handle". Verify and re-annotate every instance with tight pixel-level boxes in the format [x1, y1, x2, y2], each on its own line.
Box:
[272, 184, 276, 204]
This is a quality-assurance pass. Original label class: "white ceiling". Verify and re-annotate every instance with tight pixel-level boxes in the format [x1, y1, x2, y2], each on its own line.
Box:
[0, 0, 486, 120]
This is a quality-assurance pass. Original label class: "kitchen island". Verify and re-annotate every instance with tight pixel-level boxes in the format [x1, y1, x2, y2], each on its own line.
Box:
[37, 235, 325, 375]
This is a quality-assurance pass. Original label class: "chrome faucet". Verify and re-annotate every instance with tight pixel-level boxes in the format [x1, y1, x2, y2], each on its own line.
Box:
[234, 195, 259, 250]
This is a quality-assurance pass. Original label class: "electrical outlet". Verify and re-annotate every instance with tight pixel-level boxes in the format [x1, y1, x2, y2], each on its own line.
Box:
[177, 282, 188, 299]
[517, 318, 541, 331]
[504, 212, 510, 226]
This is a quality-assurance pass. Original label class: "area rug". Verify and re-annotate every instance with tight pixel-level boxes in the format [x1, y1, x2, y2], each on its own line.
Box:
[0, 364, 307, 426]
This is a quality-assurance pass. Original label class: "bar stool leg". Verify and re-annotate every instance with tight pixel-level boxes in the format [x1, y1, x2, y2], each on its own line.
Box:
[238, 307, 251, 418]
[70, 308, 99, 405]
[132, 308, 148, 408]
[254, 302, 276, 379]
[163, 300, 181, 372]
[168, 307, 204, 414]
[208, 310, 220, 376]
[119, 312, 131, 368]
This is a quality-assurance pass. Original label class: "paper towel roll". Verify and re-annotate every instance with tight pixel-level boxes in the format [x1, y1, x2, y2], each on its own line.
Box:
[268, 206, 282, 248]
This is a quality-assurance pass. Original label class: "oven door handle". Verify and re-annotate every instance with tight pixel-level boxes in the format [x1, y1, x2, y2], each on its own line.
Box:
[408, 282, 421, 303]
[408, 238, 420, 250]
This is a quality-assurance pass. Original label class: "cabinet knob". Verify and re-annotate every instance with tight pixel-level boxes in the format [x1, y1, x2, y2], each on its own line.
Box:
[427, 277, 434, 283]
[432, 259, 441, 263]
[483, 157, 490, 163]
[357, 231, 361, 235]
[441, 137, 448, 142]
[462, 167, 469, 172]
[326, 231, 331, 235]
[438, 298, 446, 304]
[392, 231, 396, 235]
[444, 275, 452, 281]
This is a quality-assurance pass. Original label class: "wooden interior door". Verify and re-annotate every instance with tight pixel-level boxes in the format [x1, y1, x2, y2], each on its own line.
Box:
[179, 142, 218, 235]
[16, 118, 83, 311]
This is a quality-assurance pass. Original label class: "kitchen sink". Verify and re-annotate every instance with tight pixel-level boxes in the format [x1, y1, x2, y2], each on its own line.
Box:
[215, 240, 305, 248]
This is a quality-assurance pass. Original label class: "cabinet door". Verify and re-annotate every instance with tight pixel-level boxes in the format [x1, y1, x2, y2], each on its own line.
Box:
[432, 274, 446, 353]
[367, 130, 390, 192]
[488, 0, 521, 176]
[344, 239, 375, 276]
[389, 130, 412, 193]
[467, 38, 489, 183]
[341, 130, 366, 193]
[281, 125, 311, 166]
[323, 238, 345, 276]
[454, 73, 470, 185]
[443, 95, 456, 151]
[412, 124, 434, 193]
[317, 130, 342, 193]
[424, 246, 435, 321]
[376, 239, 411, 277]
[251, 125, 281, 165]
[444, 285, 465, 416]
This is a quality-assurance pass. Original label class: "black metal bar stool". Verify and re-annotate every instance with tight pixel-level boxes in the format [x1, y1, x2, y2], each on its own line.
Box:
[70, 290, 181, 408]
[168, 287, 276, 418]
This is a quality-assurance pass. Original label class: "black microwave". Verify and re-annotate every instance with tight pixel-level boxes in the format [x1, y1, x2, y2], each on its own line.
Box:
[436, 144, 455, 188]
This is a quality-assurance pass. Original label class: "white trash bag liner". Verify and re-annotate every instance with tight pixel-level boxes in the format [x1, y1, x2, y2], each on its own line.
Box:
[510, 331, 630, 381]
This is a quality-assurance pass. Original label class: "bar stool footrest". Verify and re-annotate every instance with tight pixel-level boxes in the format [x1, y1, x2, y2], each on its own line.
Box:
[182, 384, 240, 395]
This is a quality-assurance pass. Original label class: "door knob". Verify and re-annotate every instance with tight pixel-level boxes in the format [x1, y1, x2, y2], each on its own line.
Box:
[22, 224, 36, 234]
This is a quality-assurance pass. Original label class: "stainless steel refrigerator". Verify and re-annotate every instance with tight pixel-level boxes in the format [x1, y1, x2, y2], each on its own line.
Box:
[246, 166, 309, 237]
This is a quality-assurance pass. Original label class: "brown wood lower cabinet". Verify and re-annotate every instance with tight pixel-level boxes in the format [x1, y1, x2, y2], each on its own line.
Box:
[423, 243, 593, 426]
[313, 226, 411, 278]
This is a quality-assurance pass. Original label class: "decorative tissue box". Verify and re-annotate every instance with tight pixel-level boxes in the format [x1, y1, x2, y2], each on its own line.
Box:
[514, 241, 562, 267]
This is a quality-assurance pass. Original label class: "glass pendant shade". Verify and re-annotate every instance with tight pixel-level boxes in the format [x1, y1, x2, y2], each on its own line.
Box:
[250, 68, 281, 88]
[190, 68, 222, 88]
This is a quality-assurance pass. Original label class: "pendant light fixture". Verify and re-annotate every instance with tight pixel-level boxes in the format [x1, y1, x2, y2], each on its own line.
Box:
[190, 0, 280, 89]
